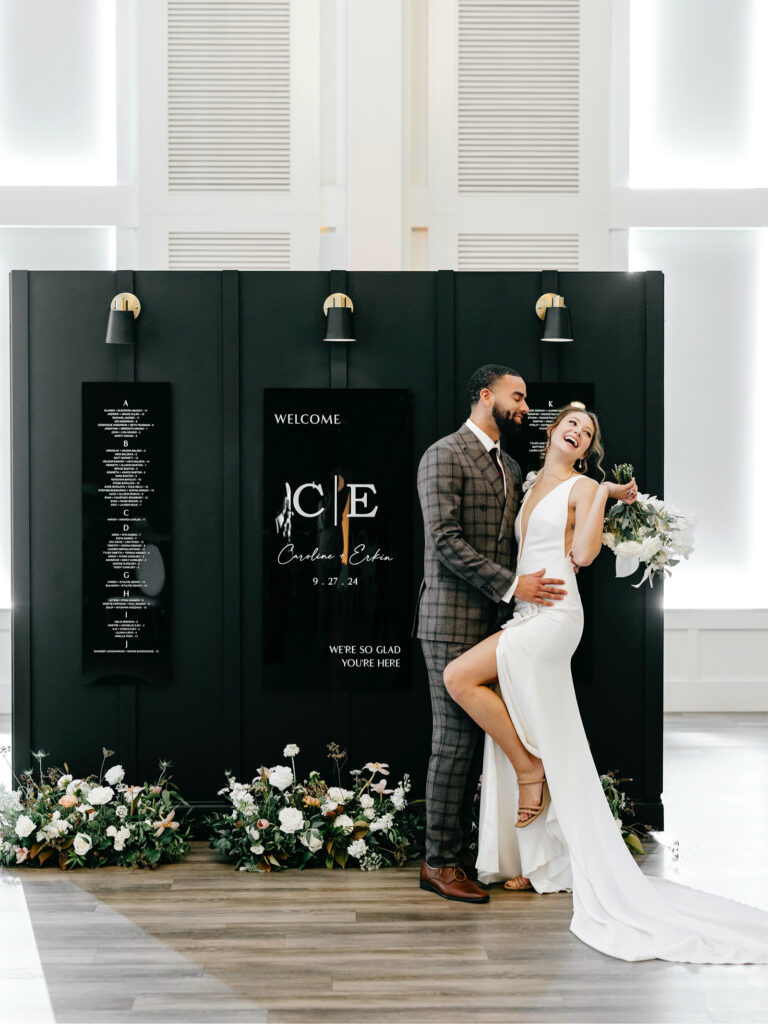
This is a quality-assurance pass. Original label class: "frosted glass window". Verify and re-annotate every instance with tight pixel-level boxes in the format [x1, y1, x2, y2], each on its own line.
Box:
[629, 0, 767, 187]
[629, 229, 768, 609]
[0, 228, 116, 607]
[0, 1, 116, 185]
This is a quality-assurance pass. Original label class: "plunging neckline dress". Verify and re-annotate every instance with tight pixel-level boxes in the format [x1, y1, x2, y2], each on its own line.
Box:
[476, 476, 768, 963]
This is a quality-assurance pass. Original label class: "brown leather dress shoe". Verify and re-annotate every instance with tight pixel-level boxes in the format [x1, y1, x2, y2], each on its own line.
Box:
[419, 861, 490, 903]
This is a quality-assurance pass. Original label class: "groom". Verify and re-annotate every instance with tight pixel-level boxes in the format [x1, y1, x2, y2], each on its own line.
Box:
[415, 364, 566, 902]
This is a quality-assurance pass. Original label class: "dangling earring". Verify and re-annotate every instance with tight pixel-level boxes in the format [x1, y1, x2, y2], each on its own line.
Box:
[577, 458, 584, 472]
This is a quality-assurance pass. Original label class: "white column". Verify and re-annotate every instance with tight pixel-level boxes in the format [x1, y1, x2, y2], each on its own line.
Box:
[348, 0, 403, 270]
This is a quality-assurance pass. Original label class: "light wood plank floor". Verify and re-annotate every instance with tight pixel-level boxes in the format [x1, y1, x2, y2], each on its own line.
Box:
[6, 713, 768, 1024]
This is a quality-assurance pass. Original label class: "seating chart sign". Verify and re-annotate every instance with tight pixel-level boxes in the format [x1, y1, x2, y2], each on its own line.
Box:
[263, 389, 412, 691]
[82, 383, 171, 685]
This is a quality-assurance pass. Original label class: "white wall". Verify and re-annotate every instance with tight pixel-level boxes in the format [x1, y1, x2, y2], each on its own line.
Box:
[0, 0, 766, 715]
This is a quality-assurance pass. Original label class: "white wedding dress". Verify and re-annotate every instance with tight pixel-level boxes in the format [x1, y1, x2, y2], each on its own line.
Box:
[477, 475, 768, 963]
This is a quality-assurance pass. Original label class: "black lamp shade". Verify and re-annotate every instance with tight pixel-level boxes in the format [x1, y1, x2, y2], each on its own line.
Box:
[323, 306, 356, 343]
[105, 308, 137, 345]
[541, 304, 573, 343]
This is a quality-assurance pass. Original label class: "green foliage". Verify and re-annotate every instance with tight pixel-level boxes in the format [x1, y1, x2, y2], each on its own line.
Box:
[0, 750, 191, 870]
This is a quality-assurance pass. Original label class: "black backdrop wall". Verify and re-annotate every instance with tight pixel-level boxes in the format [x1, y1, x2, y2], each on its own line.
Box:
[11, 268, 664, 825]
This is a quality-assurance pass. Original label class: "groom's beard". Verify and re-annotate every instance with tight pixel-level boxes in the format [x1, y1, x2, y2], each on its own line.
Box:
[492, 403, 523, 439]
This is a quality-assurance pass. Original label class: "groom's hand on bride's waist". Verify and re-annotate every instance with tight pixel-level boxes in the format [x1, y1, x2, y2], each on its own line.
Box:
[515, 569, 567, 606]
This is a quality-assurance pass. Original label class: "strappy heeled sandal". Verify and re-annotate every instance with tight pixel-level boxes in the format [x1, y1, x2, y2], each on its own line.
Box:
[515, 778, 549, 829]
[503, 875, 533, 891]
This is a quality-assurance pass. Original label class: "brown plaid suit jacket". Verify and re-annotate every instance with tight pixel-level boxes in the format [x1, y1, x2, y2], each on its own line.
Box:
[414, 424, 522, 645]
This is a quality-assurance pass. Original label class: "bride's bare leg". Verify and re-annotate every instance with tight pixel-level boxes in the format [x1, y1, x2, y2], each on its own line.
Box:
[443, 632, 544, 822]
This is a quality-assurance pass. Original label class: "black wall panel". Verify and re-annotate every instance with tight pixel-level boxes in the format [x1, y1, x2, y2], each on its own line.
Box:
[11, 269, 663, 826]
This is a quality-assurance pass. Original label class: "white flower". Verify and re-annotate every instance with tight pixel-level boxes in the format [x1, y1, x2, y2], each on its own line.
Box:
[363, 807, 375, 820]
[246, 825, 260, 841]
[334, 814, 354, 834]
[300, 829, 324, 853]
[522, 470, 539, 493]
[359, 794, 375, 808]
[73, 833, 92, 856]
[614, 817, 623, 830]
[232, 791, 255, 812]
[614, 540, 642, 558]
[601, 532, 616, 550]
[370, 812, 394, 833]
[42, 812, 72, 839]
[283, 743, 300, 758]
[321, 798, 339, 814]
[391, 788, 406, 811]
[278, 807, 305, 834]
[57, 773, 73, 790]
[348, 839, 367, 859]
[106, 824, 131, 851]
[115, 805, 128, 820]
[88, 786, 114, 805]
[268, 765, 293, 792]
[67, 778, 88, 797]
[327, 787, 353, 804]
[104, 764, 125, 786]
[639, 535, 663, 561]
[250, 843, 265, 855]
[14, 814, 35, 839]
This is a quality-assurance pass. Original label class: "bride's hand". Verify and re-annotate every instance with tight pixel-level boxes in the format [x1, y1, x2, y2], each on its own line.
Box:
[604, 478, 638, 505]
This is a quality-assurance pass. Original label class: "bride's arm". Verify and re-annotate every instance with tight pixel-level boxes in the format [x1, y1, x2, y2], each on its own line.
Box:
[570, 476, 637, 566]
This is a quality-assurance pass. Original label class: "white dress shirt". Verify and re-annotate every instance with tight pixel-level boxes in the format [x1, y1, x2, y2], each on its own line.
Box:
[464, 419, 518, 602]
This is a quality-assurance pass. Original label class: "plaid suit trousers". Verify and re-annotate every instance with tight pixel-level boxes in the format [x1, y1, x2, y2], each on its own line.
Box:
[421, 638, 484, 866]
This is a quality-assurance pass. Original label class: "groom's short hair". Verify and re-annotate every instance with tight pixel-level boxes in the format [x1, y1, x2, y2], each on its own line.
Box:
[468, 364, 521, 406]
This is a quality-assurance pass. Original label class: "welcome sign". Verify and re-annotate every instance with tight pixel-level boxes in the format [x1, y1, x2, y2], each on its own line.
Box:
[262, 389, 413, 690]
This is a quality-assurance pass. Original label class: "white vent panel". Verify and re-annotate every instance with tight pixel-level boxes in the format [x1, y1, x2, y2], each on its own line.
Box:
[168, 0, 290, 192]
[458, 0, 580, 194]
[458, 233, 579, 270]
[168, 232, 291, 269]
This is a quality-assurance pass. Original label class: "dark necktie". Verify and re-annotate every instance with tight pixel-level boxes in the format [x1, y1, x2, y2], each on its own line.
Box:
[490, 447, 505, 490]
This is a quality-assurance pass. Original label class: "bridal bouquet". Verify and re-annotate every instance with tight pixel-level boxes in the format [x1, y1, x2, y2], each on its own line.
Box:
[602, 464, 695, 588]
[208, 742, 425, 872]
[0, 747, 191, 869]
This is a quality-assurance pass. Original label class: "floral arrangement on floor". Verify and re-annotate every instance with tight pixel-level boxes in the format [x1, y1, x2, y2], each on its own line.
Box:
[0, 747, 191, 869]
[209, 743, 425, 872]
[602, 463, 695, 588]
[600, 770, 649, 855]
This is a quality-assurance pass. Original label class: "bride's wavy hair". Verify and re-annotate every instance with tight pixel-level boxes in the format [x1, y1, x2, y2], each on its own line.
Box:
[544, 405, 606, 481]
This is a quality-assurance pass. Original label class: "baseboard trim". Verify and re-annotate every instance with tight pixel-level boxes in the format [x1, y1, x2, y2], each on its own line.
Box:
[664, 679, 768, 712]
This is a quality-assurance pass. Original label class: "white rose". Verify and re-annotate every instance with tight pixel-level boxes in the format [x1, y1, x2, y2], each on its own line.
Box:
[602, 532, 616, 550]
[14, 814, 35, 839]
[334, 814, 354, 834]
[116, 805, 128, 820]
[278, 807, 305, 834]
[268, 765, 293, 792]
[283, 744, 300, 758]
[300, 829, 323, 853]
[327, 787, 353, 804]
[639, 535, 663, 560]
[73, 833, 92, 856]
[88, 786, 114, 806]
[250, 843, 265, 855]
[363, 807, 375, 819]
[359, 794, 375, 808]
[246, 825, 260, 841]
[104, 764, 125, 786]
[348, 839, 367, 859]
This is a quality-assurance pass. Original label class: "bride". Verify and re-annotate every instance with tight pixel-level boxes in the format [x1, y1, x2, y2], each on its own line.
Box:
[443, 404, 768, 964]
